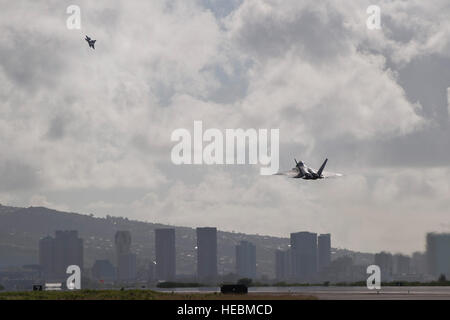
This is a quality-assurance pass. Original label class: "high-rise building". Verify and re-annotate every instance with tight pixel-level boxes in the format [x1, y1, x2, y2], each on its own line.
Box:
[318, 234, 331, 273]
[39, 236, 54, 279]
[114, 230, 137, 282]
[393, 254, 411, 276]
[374, 251, 393, 281]
[235, 240, 256, 279]
[290, 232, 318, 282]
[53, 231, 84, 279]
[196, 227, 218, 281]
[411, 251, 427, 275]
[155, 228, 176, 281]
[426, 233, 450, 278]
[275, 249, 292, 281]
[115, 231, 131, 256]
[39, 231, 83, 281]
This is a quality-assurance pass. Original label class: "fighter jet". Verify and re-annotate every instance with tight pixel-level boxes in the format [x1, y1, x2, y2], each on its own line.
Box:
[275, 158, 343, 180]
[85, 36, 96, 50]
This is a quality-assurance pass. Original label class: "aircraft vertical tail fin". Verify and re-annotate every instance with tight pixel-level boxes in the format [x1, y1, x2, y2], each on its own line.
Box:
[317, 158, 328, 176]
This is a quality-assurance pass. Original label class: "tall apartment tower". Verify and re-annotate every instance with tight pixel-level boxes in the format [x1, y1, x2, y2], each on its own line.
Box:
[318, 233, 331, 273]
[39, 231, 83, 280]
[275, 249, 292, 281]
[374, 251, 394, 281]
[39, 236, 55, 279]
[426, 233, 450, 278]
[155, 228, 176, 281]
[235, 240, 256, 279]
[196, 227, 218, 281]
[290, 232, 318, 282]
[114, 230, 137, 282]
[115, 230, 131, 256]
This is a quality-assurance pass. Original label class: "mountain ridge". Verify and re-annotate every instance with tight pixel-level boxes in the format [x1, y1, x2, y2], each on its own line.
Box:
[0, 204, 373, 277]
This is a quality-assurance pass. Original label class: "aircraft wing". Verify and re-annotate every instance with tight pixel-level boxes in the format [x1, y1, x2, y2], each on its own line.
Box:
[274, 169, 305, 178]
[273, 169, 299, 178]
[321, 171, 343, 178]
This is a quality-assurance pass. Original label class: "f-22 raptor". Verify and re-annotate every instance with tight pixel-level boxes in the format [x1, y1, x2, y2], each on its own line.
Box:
[85, 36, 96, 50]
[275, 158, 342, 180]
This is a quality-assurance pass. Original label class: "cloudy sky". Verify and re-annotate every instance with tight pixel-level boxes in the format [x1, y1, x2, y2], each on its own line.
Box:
[1, 0, 449, 254]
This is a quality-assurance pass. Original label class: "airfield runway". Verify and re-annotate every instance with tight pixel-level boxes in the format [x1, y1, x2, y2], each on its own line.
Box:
[310, 290, 450, 300]
[157, 286, 450, 300]
[256, 287, 450, 300]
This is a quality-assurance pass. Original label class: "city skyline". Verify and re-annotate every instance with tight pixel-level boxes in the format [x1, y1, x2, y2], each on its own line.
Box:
[32, 226, 450, 283]
[2, 211, 449, 293]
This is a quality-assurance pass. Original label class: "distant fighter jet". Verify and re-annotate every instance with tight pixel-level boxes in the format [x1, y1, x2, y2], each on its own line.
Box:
[275, 158, 343, 180]
[85, 35, 96, 50]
